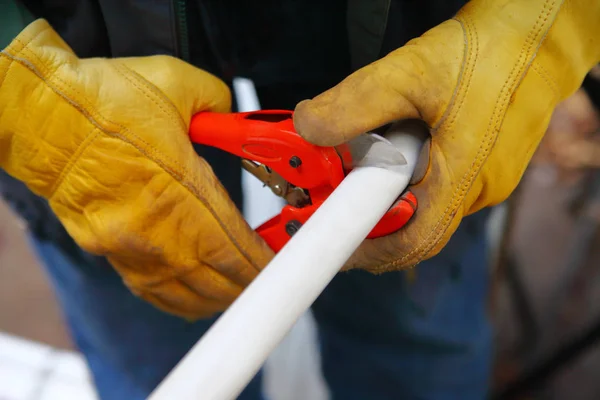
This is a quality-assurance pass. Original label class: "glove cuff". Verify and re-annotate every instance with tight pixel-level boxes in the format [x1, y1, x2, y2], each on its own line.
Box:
[0, 19, 85, 198]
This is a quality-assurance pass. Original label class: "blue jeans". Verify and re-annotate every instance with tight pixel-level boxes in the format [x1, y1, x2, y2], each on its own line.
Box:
[30, 211, 492, 400]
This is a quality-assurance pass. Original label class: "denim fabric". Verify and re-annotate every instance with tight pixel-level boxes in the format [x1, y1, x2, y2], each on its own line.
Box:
[29, 209, 491, 400]
[311, 211, 493, 400]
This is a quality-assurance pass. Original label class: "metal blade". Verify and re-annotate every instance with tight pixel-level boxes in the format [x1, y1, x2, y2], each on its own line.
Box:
[241, 159, 311, 208]
[283, 186, 311, 208]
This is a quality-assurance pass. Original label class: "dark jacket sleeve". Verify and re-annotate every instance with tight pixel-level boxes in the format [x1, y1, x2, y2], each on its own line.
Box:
[0, 0, 36, 48]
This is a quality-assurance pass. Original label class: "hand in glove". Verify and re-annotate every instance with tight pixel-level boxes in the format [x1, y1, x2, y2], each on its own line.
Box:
[0, 19, 273, 319]
[294, 0, 600, 273]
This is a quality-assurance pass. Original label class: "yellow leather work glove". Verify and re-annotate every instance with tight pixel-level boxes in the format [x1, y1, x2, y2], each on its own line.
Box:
[0, 19, 273, 319]
[294, 0, 600, 272]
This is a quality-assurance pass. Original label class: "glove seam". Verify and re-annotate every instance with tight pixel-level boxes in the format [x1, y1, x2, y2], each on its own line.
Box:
[360, 17, 475, 272]
[49, 128, 101, 199]
[422, 0, 558, 263]
[3, 48, 115, 200]
[19, 45, 199, 188]
[1, 51, 101, 200]
[434, 16, 478, 134]
[384, 0, 559, 271]
[531, 62, 560, 99]
[12, 36, 194, 185]
[112, 62, 189, 139]
[0, 54, 15, 91]
[0, 25, 51, 98]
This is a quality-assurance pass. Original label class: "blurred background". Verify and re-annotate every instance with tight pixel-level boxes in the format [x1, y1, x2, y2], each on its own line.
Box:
[0, 200, 99, 400]
[0, 67, 599, 399]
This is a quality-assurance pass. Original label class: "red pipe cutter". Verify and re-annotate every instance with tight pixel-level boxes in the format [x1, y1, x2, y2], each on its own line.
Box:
[189, 110, 417, 252]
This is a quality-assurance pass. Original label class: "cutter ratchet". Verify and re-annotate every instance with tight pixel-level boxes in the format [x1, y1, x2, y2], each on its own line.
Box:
[189, 110, 417, 252]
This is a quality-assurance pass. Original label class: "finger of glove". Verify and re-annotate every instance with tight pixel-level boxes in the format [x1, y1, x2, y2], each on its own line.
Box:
[293, 20, 464, 147]
[111, 256, 241, 317]
[108, 253, 245, 303]
[117, 56, 232, 120]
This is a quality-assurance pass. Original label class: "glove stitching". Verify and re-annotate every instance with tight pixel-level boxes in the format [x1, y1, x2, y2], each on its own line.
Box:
[0, 51, 103, 199]
[424, 0, 557, 259]
[49, 129, 101, 198]
[14, 42, 192, 183]
[389, 17, 476, 267]
[8, 36, 109, 199]
[0, 55, 15, 90]
[6, 27, 55, 77]
[8, 41, 264, 275]
[0, 25, 52, 93]
[113, 62, 187, 137]
[435, 16, 478, 134]
[375, 14, 478, 270]
[385, 0, 557, 271]
[2, 25, 52, 58]
[17, 45, 183, 175]
[531, 62, 560, 99]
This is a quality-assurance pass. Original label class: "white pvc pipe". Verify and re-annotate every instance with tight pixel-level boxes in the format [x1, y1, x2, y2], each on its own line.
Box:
[232, 77, 261, 112]
[148, 125, 424, 400]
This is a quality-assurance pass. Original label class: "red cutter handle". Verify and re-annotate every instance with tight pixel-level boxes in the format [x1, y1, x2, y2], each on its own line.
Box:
[189, 110, 417, 253]
[255, 192, 417, 253]
[190, 110, 345, 191]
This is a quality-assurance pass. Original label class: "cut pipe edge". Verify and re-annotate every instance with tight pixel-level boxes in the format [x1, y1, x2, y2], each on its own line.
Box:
[148, 123, 426, 400]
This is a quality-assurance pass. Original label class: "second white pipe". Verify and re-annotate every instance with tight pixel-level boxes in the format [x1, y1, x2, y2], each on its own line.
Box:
[149, 126, 424, 400]
[232, 77, 286, 228]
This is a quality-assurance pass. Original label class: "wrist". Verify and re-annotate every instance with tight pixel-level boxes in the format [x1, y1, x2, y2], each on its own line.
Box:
[0, 19, 83, 198]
